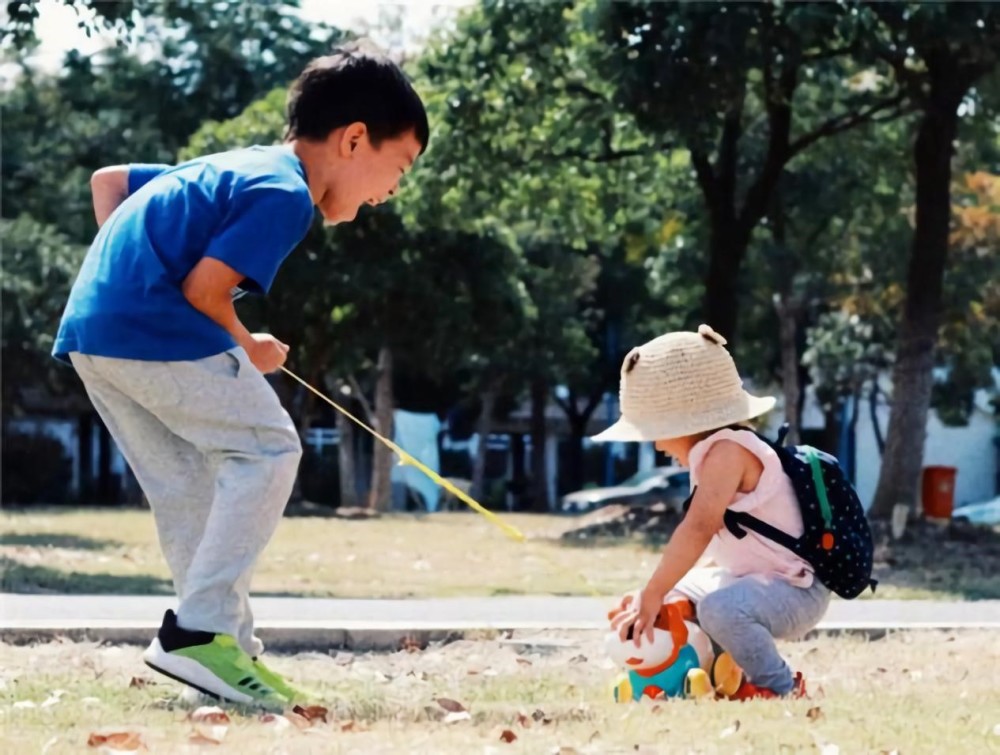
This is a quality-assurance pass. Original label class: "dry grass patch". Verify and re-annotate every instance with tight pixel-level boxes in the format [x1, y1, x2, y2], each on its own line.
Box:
[2, 630, 998, 753]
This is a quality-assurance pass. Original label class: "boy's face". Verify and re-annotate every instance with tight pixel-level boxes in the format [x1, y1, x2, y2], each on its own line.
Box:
[317, 124, 422, 224]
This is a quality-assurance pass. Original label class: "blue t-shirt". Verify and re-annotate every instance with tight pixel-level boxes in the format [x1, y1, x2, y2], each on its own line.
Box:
[53, 145, 314, 363]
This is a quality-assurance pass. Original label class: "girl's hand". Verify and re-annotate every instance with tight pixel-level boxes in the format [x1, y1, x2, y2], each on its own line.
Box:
[610, 588, 664, 647]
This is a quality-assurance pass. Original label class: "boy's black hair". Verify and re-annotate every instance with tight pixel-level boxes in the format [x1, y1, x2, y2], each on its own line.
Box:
[286, 39, 429, 153]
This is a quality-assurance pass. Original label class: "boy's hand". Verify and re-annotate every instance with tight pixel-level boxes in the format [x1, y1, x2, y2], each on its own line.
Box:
[245, 333, 289, 373]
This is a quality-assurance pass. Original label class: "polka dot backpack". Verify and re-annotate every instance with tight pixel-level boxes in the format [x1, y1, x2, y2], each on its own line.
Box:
[723, 424, 877, 599]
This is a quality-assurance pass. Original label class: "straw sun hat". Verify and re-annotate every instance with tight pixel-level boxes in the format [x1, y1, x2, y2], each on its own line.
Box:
[592, 325, 776, 443]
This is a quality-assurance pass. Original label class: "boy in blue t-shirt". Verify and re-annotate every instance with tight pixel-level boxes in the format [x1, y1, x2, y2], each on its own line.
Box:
[54, 42, 428, 705]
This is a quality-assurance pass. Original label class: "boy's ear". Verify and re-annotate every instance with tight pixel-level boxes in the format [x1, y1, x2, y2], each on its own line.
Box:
[339, 122, 368, 157]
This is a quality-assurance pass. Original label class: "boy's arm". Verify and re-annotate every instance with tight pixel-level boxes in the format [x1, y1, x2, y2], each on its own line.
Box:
[90, 163, 172, 228]
[91, 166, 130, 228]
[182, 257, 289, 374]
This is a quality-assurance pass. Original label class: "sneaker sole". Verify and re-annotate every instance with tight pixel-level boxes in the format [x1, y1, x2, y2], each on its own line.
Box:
[143, 638, 263, 705]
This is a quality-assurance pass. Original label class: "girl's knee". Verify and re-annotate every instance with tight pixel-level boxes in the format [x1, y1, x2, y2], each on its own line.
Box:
[696, 591, 738, 637]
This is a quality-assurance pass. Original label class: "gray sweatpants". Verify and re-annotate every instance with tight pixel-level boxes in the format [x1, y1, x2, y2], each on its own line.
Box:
[672, 567, 831, 694]
[70, 348, 301, 657]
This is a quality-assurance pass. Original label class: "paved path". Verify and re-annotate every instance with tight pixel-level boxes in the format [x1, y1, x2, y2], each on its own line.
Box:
[2, 594, 997, 650]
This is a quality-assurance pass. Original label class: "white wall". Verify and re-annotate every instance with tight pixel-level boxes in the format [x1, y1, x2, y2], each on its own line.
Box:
[854, 381, 997, 510]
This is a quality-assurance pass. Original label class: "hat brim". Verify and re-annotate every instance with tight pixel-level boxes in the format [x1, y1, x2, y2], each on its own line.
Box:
[591, 394, 777, 443]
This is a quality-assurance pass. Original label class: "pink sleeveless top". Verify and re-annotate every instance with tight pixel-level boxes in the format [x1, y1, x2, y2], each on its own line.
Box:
[688, 429, 813, 587]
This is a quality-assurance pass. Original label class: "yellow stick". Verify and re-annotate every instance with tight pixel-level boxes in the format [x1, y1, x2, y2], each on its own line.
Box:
[279, 366, 526, 542]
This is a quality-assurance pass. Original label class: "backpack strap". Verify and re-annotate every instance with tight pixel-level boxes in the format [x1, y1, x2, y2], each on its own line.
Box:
[805, 448, 834, 532]
[713, 425, 801, 548]
[722, 509, 801, 553]
[684, 485, 802, 553]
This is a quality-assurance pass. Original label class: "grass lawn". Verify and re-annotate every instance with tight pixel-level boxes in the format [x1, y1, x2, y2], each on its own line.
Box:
[2, 630, 998, 754]
[2, 507, 999, 600]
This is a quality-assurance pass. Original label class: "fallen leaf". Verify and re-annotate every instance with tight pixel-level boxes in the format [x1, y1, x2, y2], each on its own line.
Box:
[292, 704, 329, 723]
[467, 670, 479, 676]
[443, 710, 471, 724]
[400, 636, 423, 653]
[190, 707, 230, 725]
[287, 711, 313, 730]
[129, 677, 154, 689]
[720, 720, 741, 739]
[188, 733, 223, 746]
[500, 729, 517, 743]
[650, 705, 662, 714]
[259, 714, 291, 733]
[189, 706, 230, 744]
[516, 658, 533, 666]
[807, 706, 824, 722]
[340, 720, 366, 732]
[516, 711, 531, 728]
[86, 731, 146, 751]
[876, 668, 888, 674]
[533, 709, 552, 725]
[569, 654, 588, 664]
[436, 698, 467, 713]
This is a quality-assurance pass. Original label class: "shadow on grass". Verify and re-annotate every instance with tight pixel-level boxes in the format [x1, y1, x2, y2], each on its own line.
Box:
[867, 518, 1000, 601]
[0, 557, 174, 595]
[0, 533, 123, 550]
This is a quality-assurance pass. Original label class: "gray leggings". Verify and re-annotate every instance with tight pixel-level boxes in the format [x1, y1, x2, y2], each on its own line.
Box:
[672, 567, 831, 694]
[70, 349, 301, 656]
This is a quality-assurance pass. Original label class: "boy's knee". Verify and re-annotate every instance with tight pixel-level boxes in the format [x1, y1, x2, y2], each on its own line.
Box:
[272, 430, 302, 468]
[257, 415, 302, 457]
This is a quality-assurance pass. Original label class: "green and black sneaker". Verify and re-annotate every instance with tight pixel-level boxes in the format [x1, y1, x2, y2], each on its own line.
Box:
[142, 610, 289, 706]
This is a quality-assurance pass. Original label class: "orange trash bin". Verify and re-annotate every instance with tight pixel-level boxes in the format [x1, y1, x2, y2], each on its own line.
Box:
[921, 466, 957, 519]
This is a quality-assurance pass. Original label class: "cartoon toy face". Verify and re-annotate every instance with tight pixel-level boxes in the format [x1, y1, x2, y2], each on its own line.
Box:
[604, 596, 715, 673]
[604, 618, 713, 671]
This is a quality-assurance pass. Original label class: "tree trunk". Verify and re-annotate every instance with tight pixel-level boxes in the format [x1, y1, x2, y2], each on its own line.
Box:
[509, 431, 527, 510]
[471, 387, 497, 502]
[367, 346, 395, 512]
[529, 377, 550, 512]
[565, 414, 587, 495]
[336, 408, 358, 509]
[870, 75, 963, 519]
[97, 423, 113, 503]
[869, 377, 885, 456]
[774, 292, 803, 446]
[78, 412, 94, 503]
[555, 387, 604, 494]
[847, 382, 862, 483]
[702, 221, 751, 344]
